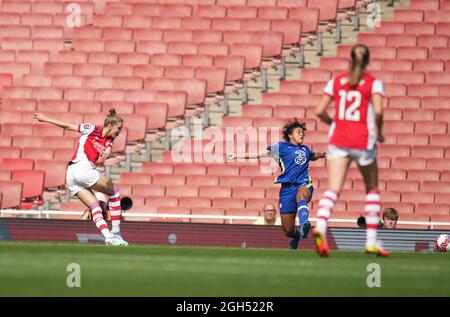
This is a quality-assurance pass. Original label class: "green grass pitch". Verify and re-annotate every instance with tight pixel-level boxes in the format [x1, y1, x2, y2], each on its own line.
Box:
[0, 241, 449, 296]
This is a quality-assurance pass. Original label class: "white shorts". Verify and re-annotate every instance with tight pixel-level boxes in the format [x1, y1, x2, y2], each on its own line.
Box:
[327, 145, 377, 167]
[66, 160, 100, 197]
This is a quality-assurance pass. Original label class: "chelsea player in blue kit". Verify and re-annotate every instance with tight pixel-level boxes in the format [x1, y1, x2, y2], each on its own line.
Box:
[229, 119, 326, 249]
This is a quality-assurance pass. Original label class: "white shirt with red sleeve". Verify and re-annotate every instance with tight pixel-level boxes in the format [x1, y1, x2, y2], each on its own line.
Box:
[71, 123, 114, 164]
[323, 72, 384, 150]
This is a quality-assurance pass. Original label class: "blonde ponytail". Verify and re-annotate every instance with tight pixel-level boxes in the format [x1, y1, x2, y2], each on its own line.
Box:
[104, 108, 123, 127]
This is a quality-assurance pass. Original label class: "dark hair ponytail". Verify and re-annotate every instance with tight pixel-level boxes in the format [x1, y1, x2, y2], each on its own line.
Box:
[349, 44, 370, 86]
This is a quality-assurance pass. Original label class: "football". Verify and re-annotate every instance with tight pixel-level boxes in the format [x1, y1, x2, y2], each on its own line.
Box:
[434, 234, 449, 252]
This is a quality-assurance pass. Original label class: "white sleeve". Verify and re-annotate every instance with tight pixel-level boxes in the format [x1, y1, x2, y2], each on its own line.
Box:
[79, 123, 95, 135]
[323, 78, 335, 96]
[372, 79, 384, 96]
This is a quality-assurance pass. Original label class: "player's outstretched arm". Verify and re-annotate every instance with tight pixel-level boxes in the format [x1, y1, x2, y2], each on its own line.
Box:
[310, 152, 326, 161]
[228, 150, 271, 161]
[315, 95, 333, 125]
[33, 113, 78, 132]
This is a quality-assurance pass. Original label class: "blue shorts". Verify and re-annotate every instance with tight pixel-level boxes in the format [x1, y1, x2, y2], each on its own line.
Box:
[278, 182, 314, 215]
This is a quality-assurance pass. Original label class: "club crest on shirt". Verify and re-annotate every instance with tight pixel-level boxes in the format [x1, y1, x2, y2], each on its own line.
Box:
[295, 150, 307, 165]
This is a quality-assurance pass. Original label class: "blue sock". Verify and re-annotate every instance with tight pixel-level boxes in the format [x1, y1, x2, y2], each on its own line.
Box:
[297, 200, 309, 226]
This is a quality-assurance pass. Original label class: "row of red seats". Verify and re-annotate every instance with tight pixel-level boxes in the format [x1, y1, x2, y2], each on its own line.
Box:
[334, 46, 450, 62]
[374, 20, 450, 36]
[262, 91, 450, 107]
[1, 89, 187, 117]
[242, 104, 450, 122]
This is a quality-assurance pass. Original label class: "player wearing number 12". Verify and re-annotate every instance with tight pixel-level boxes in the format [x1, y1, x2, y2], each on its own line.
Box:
[313, 44, 388, 257]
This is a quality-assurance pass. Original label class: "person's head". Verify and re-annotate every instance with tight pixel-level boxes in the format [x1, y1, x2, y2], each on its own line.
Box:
[349, 44, 370, 86]
[103, 108, 123, 139]
[263, 203, 277, 222]
[382, 207, 398, 229]
[282, 119, 307, 146]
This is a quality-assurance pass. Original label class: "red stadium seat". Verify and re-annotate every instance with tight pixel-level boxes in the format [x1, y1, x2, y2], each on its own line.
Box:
[133, 184, 165, 197]
[0, 169, 11, 181]
[198, 43, 228, 56]
[374, 21, 405, 34]
[179, 197, 211, 208]
[407, 169, 440, 182]
[186, 175, 219, 186]
[181, 17, 212, 30]
[12, 169, 45, 208]
[0, 110, 23, 124]
[241, 104, 273, 118]
[225, 208, 259, 225]
[190, 208, 226, 224]
[0, 157, 34, 170]
[212, 197, 245, 209]
[166, 185, 198, 197]
[133, 29, 163, 41]
[397, 47, 428, 61]
[230, 43, 263, 71]
[392, 157, 426, 170]
[120, 173, 152, 185]
[157, 206, 190, 223]
[416, 203, 450, 216]
[289, 7, 319, 34]
[415, 121, 447, 134]
[144, 196, 178, 210]
[0, 180, 23, 209]
[21, 147, 54, 160]
[401, 192, 434, 204]
[0, 147, 21, 159]
[152, 17, 182, 29]
[422, 97, 450, 109]
[54, 148, 74, 162]
[198, 186, 232, 198]
[357, 33, 386, 46]
[394, 9, 424, 22]
[430, 214, 450, 230]
[412, 145, 444, 158]
[421, 181, 450, 194]
[191, 30, 223, 44]
[389, 96, 420, 108]
[233, 187, 265, 199]
[227, 5, 257, 18]
[34, 159, 66, 189]
[402, 107, 434, 120]
[416, 62, 446, 77]
[396, 214, 430, 230]
[396, 133, 429, 146]
[160, 3, 192, 17]
[0, 136, 12, 147]
[427, 158, 448, 170]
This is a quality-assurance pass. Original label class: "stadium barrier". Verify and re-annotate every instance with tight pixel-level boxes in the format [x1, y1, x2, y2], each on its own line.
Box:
[0, 209, 449, 229]
[0, 215, 447, 253]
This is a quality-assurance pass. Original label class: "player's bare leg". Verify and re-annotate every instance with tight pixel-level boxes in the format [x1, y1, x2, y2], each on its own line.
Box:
[313, 157, 351, 256]
[90, 176, 125, 241]
[358, 161, 389, 257]
[76, 189, 127, 246]
[296, 186, 313, 239]
[281, 213, 301, 249]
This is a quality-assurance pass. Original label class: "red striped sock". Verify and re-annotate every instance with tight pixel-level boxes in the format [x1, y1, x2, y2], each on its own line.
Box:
[109, 186, 122, 233]
[316, 190, 338, 236]
[91, 202, 111, 238]
[365, 190, 381, 247]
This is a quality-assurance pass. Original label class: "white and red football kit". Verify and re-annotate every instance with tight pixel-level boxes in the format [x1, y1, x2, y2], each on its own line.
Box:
[71, 123, 114, 164]
[323, 72, 384, 166]
[66, 123, 113, 196]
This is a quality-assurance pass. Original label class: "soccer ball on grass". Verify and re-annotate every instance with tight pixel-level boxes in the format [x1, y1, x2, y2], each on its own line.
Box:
[434, 234, 449, 252]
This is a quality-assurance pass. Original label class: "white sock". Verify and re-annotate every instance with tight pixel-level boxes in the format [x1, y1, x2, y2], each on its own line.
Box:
[365, 190, 381, 247]
[316, 190, 338, 236]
